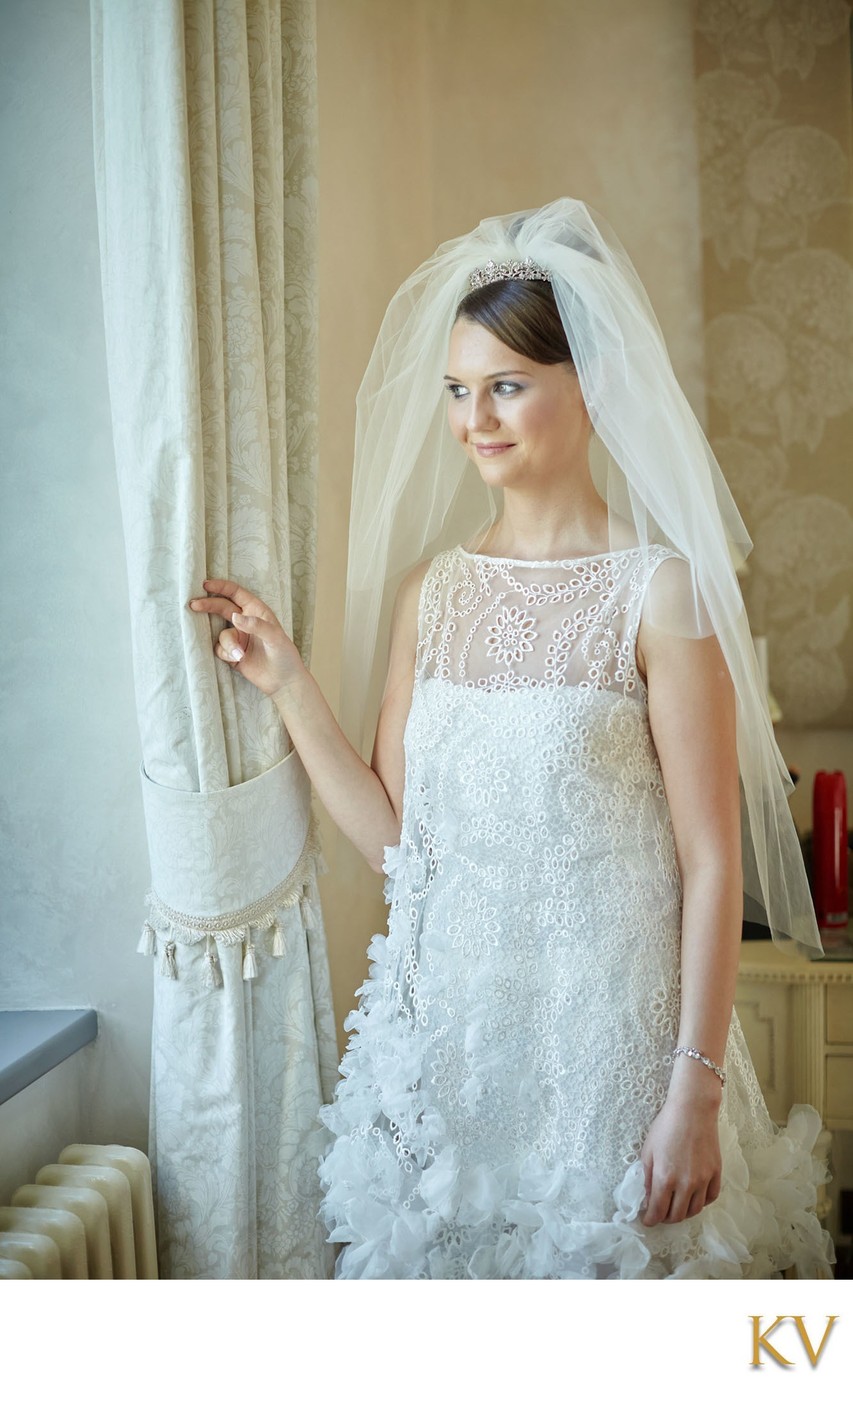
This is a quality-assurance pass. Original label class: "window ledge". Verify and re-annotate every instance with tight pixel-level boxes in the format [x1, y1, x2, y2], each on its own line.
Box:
[0, 1009, 99, 1105]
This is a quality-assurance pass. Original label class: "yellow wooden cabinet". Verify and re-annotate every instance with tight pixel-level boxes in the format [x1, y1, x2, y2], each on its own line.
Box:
[735, 940, 853, 1127]
[735, 939, 853, 1224]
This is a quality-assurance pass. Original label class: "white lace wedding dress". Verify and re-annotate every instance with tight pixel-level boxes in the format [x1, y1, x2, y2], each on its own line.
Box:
[317, 546, 835, 1279]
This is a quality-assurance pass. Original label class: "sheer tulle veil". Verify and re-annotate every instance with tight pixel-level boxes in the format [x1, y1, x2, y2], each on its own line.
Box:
[340, 196, 823, 954]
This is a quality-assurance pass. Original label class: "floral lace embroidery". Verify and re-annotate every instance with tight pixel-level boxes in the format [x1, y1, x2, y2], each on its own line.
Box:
[485, 605, 538, 665]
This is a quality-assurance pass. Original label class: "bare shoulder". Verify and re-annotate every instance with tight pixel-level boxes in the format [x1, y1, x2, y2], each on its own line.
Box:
[373, 558, 435, 791]
[398, 555, 433, 604]
[391, 556, 434, 636]
[383, 557, 434, 674]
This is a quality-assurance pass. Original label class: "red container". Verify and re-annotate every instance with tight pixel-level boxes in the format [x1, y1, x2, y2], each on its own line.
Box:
[812, 770, 848, 929]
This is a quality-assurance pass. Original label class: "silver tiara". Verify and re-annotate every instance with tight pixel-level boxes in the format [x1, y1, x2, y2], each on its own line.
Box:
[468, 257, 552, 290]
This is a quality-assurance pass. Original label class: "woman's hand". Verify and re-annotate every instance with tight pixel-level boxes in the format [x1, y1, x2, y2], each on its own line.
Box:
[639, 1075, 722, 1226]
[188, 578, 305, 697]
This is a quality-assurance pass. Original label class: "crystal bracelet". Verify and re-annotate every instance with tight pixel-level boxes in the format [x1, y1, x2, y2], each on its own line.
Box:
[673, 1045, 726, 1087]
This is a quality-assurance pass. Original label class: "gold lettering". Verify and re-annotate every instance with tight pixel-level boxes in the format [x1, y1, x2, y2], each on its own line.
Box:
[791, 1316, 839, 1368]
[750, 1316, 794, 1368]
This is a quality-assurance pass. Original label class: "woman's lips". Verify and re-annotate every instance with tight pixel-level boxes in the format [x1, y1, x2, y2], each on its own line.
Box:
[472, 442, 514, 456]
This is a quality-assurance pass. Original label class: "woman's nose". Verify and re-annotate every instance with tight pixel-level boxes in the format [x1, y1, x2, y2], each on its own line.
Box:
[467, 392, 499, 432]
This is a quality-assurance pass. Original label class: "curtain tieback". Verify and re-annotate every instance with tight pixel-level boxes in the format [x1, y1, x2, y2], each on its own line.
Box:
[137, 750, 319, 982]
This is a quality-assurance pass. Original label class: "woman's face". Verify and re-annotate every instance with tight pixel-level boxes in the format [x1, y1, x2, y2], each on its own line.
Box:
[444, 318, 591, 490]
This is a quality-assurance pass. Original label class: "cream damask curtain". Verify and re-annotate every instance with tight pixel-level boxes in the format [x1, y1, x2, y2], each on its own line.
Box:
[91, 0, 337, 1278]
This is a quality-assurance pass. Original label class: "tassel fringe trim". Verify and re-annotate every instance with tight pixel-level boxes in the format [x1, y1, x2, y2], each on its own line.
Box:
[202, 936, 223, 989]
[136, 819, 323, 985]
[137, 922, 157, 957]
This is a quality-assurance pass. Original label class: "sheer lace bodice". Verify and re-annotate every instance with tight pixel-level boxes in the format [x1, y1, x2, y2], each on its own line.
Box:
[419, 544, 657, 691]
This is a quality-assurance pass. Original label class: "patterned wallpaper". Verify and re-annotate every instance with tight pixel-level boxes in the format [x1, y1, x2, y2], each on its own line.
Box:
[694, 0, 853, 726]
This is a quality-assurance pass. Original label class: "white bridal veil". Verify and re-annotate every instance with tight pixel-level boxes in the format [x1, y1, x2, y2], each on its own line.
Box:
[342, 197, 823, 955]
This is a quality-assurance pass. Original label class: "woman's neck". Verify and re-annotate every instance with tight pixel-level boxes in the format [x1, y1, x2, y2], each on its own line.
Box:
[478, 478, 611, 561]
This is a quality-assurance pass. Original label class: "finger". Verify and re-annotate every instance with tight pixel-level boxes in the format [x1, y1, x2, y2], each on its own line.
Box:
[189, 600, 252, 658]
[642, 1182, 674, 1228]
[188, 595, 243, 623]
[202, 578, 270, 617]
[642, 1157, 653, 1204]
[665, 1187, 694, 1224]
[705, 1169, 722, 1205]
[684, 1188, 707, 1220]
[215, 641, 244, 666]
[230, 612, 275, 643]
[215, 627, 246, 663]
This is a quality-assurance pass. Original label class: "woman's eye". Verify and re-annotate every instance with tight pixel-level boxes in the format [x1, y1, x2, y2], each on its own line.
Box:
[444, 381, 521, 399]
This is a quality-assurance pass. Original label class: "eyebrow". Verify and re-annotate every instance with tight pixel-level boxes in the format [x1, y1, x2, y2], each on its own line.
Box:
[442, 370, 530, 381]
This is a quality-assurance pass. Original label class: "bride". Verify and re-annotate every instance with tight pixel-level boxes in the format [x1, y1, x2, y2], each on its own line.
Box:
[190, 199, 834, 1279]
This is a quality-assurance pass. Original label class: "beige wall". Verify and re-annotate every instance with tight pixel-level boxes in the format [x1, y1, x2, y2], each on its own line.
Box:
[312, 0, 707, 1045]
[695, 2, 853, 728]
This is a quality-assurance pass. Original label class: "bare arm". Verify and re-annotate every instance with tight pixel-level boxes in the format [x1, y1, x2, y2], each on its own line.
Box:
[635, 559, 742, 1225]
[189, 561, 429, 872]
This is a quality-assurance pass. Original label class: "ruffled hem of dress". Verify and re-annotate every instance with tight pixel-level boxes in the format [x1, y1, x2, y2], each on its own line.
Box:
[317, 1115, 834, 1280]
[315, 898, 835, 1280]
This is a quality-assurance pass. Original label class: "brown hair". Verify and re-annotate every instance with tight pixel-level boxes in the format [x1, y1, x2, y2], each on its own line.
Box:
[454, 278, 574, 367]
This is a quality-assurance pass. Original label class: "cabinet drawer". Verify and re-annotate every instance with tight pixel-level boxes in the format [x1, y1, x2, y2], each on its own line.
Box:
[826, 986, 853, 1044]
[825, 1056, 853, 1122]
